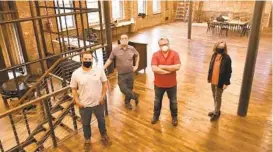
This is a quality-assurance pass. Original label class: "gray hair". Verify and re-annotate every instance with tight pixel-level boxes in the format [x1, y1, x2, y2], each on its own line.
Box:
[120, 34, 128, 38]
[158, 38, 169, 44]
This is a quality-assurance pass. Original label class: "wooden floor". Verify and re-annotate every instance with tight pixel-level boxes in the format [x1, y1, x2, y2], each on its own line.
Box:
[46, 22, 271, 152]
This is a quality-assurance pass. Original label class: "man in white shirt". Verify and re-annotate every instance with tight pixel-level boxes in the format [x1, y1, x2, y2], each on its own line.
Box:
[70, 51, 111, 151]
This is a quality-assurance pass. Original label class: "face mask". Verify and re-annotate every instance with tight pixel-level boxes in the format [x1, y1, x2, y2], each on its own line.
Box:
[120, 40, 128, 46]
[216, 48, 224, 54]
[162, 45, 169, 52]
[82, 61, 92, 68]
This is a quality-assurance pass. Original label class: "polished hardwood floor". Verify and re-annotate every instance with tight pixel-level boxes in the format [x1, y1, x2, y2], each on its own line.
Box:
[28, 22, 273, 151]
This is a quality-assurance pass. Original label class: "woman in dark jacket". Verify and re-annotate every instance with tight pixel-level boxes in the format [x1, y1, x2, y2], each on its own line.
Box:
[207, 41, 232, 121]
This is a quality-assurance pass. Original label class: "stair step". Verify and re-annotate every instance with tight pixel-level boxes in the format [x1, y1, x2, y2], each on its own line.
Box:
[52, 110, 63, 119]
[54, 126, 71, 141]
[32, 128, 51, 149]
[23, 143, 38, 152]
[57, 101, 72, 110]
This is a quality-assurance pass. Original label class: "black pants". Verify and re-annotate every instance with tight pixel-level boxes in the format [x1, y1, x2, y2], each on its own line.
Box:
[153, 85, 178, 118]
[79, 105, 106, 140]
[118, 72, 136, 104]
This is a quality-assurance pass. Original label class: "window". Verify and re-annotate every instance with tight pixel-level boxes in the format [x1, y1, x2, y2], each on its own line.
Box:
[86, 0, 104, 24]
[153, 0, 161, 14]
[112, 0, 123, 20]
[54, 0, 75, 30]
[138, 0, 146, 14]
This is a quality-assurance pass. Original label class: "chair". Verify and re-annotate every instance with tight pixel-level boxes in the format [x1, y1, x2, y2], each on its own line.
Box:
[240, 23, 251, 37]
[207, 21, 216, 33]
[219, 23, 229, 37]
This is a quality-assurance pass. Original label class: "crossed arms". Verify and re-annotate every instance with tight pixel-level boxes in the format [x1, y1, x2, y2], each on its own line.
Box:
[152, 64, 181, 74]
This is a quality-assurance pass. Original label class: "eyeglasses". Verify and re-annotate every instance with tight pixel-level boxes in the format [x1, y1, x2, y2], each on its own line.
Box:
[159, 43, 169, 47]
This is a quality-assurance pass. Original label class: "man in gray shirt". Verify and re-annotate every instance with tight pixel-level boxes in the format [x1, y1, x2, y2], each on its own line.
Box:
[104, 34, 140, 110]
[71, 51, 111, 151]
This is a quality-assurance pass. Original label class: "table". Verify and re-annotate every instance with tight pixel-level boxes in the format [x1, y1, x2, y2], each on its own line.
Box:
[212, 20, 248, 26]
[211, 20, 249, 34]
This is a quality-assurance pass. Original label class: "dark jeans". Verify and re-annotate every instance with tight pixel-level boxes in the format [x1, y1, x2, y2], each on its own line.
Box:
[118, 72, 136, 104]
[79, 105, 106, 140]
[153, 85, 178, 118]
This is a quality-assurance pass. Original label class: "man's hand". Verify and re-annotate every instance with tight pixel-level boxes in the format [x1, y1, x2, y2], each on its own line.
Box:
[223, 84, 228, 90]
[162, 70, 171, 74]
[133, 66, 138, 72]
[158, 64, 180, 72]
[99, 96, 106, 105]
[158, 65, 171, 74]
[158, 65, 164, 69]
[75, 101, 83, 108]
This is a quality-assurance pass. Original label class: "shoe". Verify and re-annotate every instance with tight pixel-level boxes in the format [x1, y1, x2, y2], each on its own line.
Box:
[151, 117, 159, 124]
[125, 103, 133, 110]
[101, 134, 112, 146]
[208, 111, 214, 117]
[210, 111, 221, 122]
[172, 117, 178, 126]
[208, 110, 221, 117]
[84, 141, 91, 151]
[134, 93, 139, 106]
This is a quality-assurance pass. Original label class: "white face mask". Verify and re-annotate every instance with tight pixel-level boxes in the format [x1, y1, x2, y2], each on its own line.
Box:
[162, 45, 169, 52]
[120, 40, 128, 46]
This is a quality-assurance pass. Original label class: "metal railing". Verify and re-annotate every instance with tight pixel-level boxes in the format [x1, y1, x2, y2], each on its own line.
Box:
[0, 86, 77, 152]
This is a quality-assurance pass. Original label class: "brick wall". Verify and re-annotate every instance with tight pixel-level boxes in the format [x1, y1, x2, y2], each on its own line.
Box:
[125, 1, 177, 32]
[194, 1, 272, 29]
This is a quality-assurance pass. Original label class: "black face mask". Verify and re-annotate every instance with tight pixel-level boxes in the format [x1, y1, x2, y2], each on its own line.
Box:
[82, 61, 92, 68]
[216, 48, 224, 54]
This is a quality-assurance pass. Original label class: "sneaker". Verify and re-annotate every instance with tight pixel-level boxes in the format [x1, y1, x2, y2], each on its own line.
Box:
[172, 117, 178, 126]
[208, 111, 214, 117]
[84, 142, 91, 151]
[125, 103, 133, 110]
[210, 111, 221, 122]
[101, 134, 112, 146]
[151, 116, 159, 124]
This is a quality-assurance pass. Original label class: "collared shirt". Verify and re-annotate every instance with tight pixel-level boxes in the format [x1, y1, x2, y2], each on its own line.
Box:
[70, 67, 107, 107]
[109, 45, 139, 74]
[151, 50, 181, 88]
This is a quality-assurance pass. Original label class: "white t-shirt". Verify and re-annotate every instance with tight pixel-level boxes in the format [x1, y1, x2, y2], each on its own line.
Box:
[70, 67, 107, 107]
